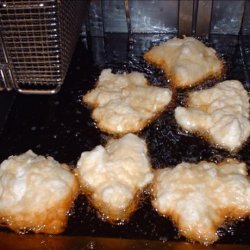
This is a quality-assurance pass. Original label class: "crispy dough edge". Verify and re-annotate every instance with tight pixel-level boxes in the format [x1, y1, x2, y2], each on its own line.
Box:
[0, 172, 79, 234]
[150, 161, 249, 244]
[144, 48, 224, 89]
[76, 182, 149, 224]
[83, 74, 173, 136]
[174, 94, 250, 152]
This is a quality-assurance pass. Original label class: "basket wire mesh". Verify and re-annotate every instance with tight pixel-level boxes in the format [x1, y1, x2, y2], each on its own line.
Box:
[0, 0, 86, 94]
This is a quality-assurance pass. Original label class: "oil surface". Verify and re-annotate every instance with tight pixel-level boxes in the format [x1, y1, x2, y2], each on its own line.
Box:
[0, 34, 249, 244]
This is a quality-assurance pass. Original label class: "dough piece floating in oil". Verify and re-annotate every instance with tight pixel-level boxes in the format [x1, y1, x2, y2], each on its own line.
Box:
[144, 36, 223, 88]
[175, 80, 250, 152]
[75, 133, 153, 223]
[83, 69, 172, 135]
[151, 159, 250, 245]
[0, 150, 79, 234]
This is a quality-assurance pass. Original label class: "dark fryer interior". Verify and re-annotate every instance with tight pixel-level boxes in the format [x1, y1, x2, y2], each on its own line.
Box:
[0, 33, 249, 244]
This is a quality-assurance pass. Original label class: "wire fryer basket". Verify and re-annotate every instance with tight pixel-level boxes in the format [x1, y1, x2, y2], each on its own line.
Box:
[0, 0, 86, 94]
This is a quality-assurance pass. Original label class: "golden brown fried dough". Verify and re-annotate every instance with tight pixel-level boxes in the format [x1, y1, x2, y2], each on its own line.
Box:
[83, 69, 172, 135]
[175, 80, 250, 151]
[75, 133, 153, 223]
[152, 159, 250, 245]
[0, 150, 79, 234]
[144, 36, 223, 88]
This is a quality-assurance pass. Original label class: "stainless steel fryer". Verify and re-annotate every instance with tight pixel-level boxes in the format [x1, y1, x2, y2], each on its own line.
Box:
[0, 1, 250, 249]
[1, 0, 249, 94]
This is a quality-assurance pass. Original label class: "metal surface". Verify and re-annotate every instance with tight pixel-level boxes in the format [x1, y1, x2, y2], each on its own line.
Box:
[1, 0, 249, 94]
[196, 0, 213, 37]
[0, 63, 13, 91]
[102, 0, 127, 33]
[210, 0, 245, 35]
[88, 0, 104, 37]
[242, 0, 250, 35]
[124, 0, 131, 35]
[0, 33, 14, 90]
[128, 0, 178, 34]
[0, 0, 86, 94]
[87, 0, 248, 36]
[178, 0, 194, 36]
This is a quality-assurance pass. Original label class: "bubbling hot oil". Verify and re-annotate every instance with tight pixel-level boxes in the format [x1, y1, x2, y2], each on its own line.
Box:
[1, 34, 249, 244]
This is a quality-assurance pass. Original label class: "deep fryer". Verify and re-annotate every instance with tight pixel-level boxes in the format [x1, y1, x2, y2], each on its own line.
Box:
[0, 0, 250, 249]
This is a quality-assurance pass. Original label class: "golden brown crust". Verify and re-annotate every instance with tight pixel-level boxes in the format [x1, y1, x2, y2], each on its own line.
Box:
[91, 106, 170, 136]
[0, 176, 79, 234]
[144, 42, 224, 89]
[83, 72, 173, 136]
[151, 182, 218, 244]
[176, 92, 248, 153]
[83, 82, 176, 137]
[150, 205, 250, 245]
[150, 160, 250, 245]
[78, 182, 143, 224]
